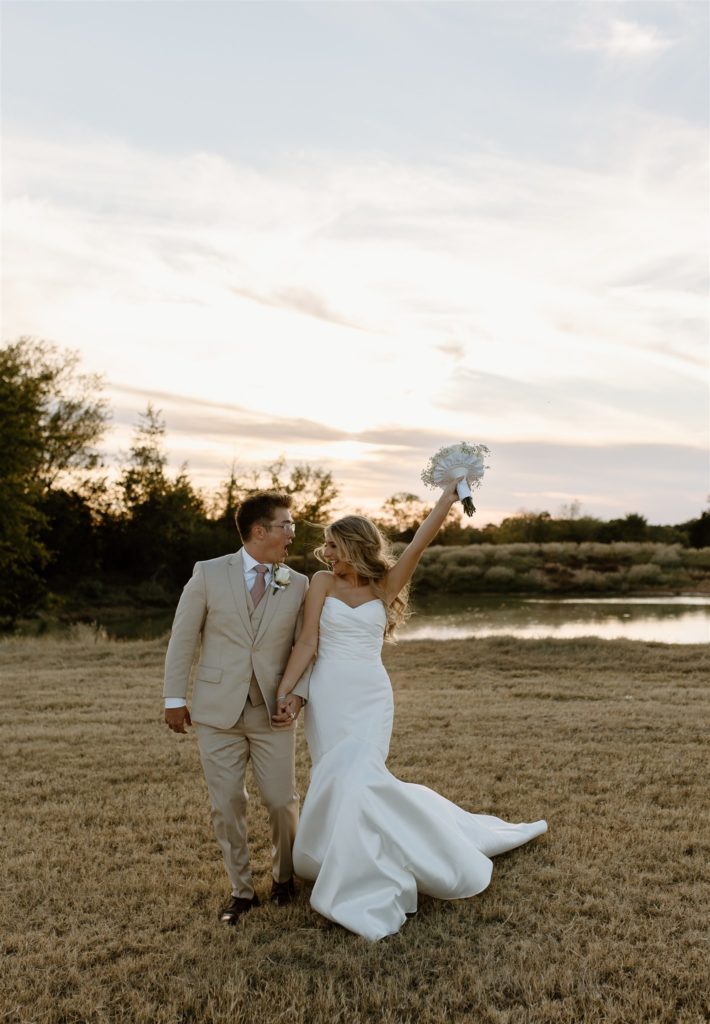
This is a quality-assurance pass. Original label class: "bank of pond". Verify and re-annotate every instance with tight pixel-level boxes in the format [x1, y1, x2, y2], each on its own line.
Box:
[16, 541, 709, 646]
[403, 540, 710, 596]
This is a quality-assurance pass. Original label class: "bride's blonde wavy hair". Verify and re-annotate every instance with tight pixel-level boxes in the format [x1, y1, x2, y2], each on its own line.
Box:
[314, 515, 410, 639]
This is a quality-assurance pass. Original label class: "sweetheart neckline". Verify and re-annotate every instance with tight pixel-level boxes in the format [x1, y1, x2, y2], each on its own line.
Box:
[325, 596, 383, 612]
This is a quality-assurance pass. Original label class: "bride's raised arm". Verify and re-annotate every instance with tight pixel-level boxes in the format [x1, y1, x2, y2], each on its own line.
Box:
[384, 478, 462, 604]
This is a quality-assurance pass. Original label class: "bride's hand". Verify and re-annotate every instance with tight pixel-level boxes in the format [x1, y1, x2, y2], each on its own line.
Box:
[272, 693, 302, 728]
[439, 477, 464, 507]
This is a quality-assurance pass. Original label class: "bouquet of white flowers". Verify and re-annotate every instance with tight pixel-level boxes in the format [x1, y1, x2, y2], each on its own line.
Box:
[421, 441, 490, 516]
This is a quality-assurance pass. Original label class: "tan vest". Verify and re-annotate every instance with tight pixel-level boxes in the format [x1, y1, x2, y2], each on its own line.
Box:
[246, 587, 267, 706]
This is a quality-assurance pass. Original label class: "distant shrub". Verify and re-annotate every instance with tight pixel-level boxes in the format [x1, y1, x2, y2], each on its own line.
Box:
[458, 546, 487, 565]
[525, 568, 551, 590]
[663, 568, 694, 589]
[578, 542, 613, 561]
[439, 549, 484, 568]
[571, 569, 610, 591]
[410, 542, 708, 595]
[601, 572, 626, 592]
[491, 543, 535, 560]
[626, 563, 663, 585]
[685, 548, 710, 569]
[518, 569, 550, 592]
[484, 566, 516, 589]
[444, 565, 483, 589]
[578, 543, 629, 569]
[609, 542, 657, 565]
[539, 542, 579, 565]
[491, 544, 538, 571]
[650, 545, 683, 567]
[418, 547, 443, 566]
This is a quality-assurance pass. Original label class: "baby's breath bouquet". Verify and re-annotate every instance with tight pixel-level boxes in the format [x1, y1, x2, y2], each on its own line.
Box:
[421, 442, 490, 516]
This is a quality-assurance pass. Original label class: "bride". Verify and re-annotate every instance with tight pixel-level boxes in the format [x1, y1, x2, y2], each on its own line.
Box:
[272, 480, 547, 941]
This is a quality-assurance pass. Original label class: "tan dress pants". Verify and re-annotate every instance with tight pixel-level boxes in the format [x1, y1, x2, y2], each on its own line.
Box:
[195, 700, 298, 899]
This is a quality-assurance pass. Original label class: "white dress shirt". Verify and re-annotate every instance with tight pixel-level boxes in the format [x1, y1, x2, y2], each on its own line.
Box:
[164, 549, 273, 710]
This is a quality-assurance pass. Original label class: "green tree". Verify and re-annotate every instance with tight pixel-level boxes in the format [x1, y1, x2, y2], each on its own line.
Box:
[0, 338, 109, 625]
[686, 507, 710, 548]
[110, 406, 207, 585]
[599, 513, 649, 543]
[38, 488, 99, 585]
[260, 458, 340, 572]
[211, 461, 242, 526]
[261, 458, 339, 524]
[119, 403, 169, 510]
[2, 337, 109, 491]
[375, 492, 430, 541]
[206, 458, 341, 571]
[495, 510, 555, 543]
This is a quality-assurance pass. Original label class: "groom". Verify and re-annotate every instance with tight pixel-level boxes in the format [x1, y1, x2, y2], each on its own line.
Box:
[163, 492, 311, 924]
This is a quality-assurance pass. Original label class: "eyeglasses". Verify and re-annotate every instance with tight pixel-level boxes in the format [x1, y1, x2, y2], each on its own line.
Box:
[268, 521, 296, 534]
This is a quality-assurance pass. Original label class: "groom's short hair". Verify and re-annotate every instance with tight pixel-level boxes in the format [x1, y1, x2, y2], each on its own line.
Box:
[236, 492, 293, 541]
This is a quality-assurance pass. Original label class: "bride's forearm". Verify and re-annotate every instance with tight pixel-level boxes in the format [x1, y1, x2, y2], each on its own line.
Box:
[411, 492, 455, 551]
[276, 638, 317, 698]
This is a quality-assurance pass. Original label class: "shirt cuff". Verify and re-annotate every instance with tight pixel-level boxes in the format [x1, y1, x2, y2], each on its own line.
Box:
[164, 698, 187, 709]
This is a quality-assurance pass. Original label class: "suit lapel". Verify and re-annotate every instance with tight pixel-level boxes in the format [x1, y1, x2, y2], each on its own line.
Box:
[228, 550, 255, 640]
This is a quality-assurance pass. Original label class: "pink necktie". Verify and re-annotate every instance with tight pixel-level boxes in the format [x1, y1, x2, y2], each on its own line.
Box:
[250, 564, 268, 606]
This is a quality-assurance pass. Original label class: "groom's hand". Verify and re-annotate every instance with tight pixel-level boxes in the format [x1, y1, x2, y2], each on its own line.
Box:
[272, 694, 302, 728]
[165, 706, 192, 734]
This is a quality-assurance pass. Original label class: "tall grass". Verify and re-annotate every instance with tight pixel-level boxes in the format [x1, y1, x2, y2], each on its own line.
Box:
[410, 542, 710, 595]
[2, 632, 708, 1023]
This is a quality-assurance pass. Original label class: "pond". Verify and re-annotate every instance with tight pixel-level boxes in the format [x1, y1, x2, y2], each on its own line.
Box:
[77, 593, 710, 644]
[401, 595, 710, 644]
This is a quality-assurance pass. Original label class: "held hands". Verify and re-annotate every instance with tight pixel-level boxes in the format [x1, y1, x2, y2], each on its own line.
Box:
[272, 693, 303, 729]
[165, 699, 301, 731]
[165, 706, 192, 734]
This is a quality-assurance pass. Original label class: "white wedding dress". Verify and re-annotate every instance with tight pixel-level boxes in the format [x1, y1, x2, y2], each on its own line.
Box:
[292, 597, 548, 941]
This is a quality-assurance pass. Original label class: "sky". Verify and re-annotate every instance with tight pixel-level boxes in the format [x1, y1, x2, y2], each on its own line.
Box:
[2, 0, 708, 525]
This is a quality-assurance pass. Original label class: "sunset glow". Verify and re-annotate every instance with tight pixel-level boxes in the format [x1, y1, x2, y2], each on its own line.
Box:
[2, 1, 707, 522]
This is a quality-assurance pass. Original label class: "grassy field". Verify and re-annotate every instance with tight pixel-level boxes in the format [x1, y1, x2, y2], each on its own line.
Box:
[2, 630, 708, 1024]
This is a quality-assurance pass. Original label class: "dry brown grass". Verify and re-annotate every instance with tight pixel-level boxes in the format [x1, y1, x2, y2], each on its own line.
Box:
[2, 631, 708, 1024]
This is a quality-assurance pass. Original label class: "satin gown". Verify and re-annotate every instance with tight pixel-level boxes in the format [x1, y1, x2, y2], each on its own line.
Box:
[292, 596, 547, 941]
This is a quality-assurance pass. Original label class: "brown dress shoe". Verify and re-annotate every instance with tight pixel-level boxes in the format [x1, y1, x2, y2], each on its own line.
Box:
[270, 878, 296, 906]
[218, 893, 260, 925]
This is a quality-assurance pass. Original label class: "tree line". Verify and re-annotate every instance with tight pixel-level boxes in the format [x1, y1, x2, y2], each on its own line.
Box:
[2, 337, 708, 628]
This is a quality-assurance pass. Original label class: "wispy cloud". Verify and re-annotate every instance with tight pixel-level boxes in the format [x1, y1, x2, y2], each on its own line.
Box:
[570, 18, 675, 58]
[103, 382, 708, 524]
[231, 284, 366, 331]
[109, 383, 348, 444]
[3, 112, 706, 520]
[435, 342, 465, 361]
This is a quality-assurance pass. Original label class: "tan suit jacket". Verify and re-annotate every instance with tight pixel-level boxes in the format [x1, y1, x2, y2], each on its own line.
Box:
[164, 549, 311, 730]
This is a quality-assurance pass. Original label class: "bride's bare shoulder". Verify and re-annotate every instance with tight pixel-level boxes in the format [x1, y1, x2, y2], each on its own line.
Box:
[310, 570, 335, 593]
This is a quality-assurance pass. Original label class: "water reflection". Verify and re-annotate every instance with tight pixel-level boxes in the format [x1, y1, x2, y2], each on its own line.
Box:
[402, 596, 710, 644]
[62, 595, 710, 644]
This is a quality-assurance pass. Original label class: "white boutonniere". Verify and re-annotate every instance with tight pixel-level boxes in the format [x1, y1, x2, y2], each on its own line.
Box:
[272, 565, 291, 591]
